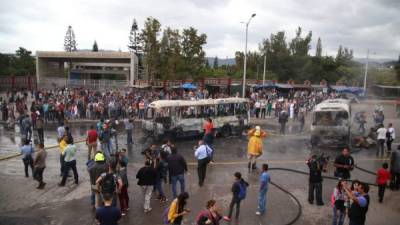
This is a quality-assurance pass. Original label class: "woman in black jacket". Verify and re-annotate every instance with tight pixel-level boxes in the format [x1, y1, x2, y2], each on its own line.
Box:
[136, 160, 157, 213]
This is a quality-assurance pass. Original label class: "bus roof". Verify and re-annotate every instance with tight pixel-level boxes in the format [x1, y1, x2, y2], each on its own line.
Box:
[314, 98, 350, 112]
[148, 97, 249, 109]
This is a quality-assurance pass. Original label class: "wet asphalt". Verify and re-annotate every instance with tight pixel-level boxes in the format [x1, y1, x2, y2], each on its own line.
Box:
[0, 101, 400, 225]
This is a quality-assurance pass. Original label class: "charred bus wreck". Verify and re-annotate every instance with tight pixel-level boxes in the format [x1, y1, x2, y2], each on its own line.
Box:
[142, 98, 250, 140]
[310, 99, 352, 148]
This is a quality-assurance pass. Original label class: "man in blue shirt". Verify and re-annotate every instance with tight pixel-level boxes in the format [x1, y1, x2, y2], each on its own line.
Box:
[343, 182, 370, 225]
[194, 140, 213, 187]
[20, 139, 34, 177]
[96, 193, 121, 225]
[57, 122, 65, 142]
[256, 163, 271, 215]
[123, 117, 134, 145]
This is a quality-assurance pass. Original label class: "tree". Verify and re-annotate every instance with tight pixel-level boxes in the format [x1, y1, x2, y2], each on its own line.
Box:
[0, 53, 12, 75]
[289, 27, 312, 56]
[205, 59, 210, 69]
[259, 31, 293, 81]
[0, 48, 35, 76]
[234, 51, 244, 72]
[64, 25, 77, 52]
[141, 17, 161, 80]
[159, 27, 183, 80]
[128, 19, 142, 54]
[13, 47, 35, 75]
[213, 56, 218, 69]
[395, 54, 400, 81]
[92, 40, 98, 52]
[336, 45, 354, 66]
[315, 37, 322, 58]
[181, 27, 207, 78]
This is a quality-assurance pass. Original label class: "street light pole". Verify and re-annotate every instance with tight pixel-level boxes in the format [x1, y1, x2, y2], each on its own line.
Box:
[242, 13, 256, 98]
[363, 49, 369, 96]
[262, 54, 266, 85]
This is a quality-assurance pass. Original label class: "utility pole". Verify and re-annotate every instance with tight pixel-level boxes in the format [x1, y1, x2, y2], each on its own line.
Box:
[363, 49, 369, 96]
[242, 13, 256, 98]
[262, 54, 266, 85]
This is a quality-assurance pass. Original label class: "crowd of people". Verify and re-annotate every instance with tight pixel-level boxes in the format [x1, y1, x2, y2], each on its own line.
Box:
[305, 143, 400, 225]
[15, 113, 275, 225]
[3, 86, 399, 225]
[1, 87, 336, 131]
[0, 87, 223, 126]
[17, 114, 400, 225]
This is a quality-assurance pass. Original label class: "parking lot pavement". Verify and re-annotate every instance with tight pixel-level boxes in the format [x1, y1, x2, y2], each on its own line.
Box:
[0, 100, 400, 224]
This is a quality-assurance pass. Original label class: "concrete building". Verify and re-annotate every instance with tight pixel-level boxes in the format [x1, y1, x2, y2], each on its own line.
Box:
[36, 51, 138, 89]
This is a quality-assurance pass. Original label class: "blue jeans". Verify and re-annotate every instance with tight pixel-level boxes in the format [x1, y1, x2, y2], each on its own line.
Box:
[155, 178, 165, 198]
[171, 174, 185, 199]
[25, 127, 32, 140]
[91, 190, 95, 206]
[258, 188, 268, 214]
[332, 207, 345, 225]
[101, 142, 112, 160]
[139, 109, 144, 119]
[126, 129, 133, 144]
[91, 189, 103, 207]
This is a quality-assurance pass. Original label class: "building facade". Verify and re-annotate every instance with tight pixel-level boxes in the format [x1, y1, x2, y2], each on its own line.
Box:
[36, 51, 138, 89]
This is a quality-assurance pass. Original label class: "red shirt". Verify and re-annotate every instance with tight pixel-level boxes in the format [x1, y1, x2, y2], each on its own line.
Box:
[58, 103, 65, 112]
[204, 121, 214, 134]
[376, 168, 391, 185]
[31, 112, 37, 122]
[87, 129, 98, 143]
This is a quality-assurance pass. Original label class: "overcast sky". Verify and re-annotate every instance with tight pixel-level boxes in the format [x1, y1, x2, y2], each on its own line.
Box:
[0, 0, 399, 59]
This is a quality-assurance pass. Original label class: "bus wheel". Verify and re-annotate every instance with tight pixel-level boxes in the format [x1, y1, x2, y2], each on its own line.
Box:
[221, 125, 232, 138]
[172, 128, 184, 140]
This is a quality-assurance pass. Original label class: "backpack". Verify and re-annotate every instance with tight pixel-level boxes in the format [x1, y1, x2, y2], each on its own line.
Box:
[101, 173, 116, 194]
[162, 206, 170, 224]
[86, 159, 95, 171]
[196, 210, 212, 225]
[237, 181, 247, 200]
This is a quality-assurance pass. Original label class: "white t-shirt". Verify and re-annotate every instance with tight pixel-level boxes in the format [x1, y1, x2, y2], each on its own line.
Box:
[377, 127, 387, 140]
[388, 127, 396, 139]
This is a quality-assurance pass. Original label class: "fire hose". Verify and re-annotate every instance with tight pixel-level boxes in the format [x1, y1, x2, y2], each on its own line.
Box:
[262, 166, 381, 225]
[0, 138, 382, 225]
[0, 139, 86, 161]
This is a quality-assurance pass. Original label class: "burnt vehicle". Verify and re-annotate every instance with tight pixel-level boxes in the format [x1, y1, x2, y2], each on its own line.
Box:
[310, 99, 351, 148]
[142, 98, 250, 140]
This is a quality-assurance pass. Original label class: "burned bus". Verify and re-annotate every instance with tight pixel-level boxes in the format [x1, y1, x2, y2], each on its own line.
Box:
[310, 99, 352, 148]
[142, 98, 250, 140]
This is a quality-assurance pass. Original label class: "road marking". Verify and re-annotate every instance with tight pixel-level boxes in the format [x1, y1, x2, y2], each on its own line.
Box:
[186, 157, 388, 166]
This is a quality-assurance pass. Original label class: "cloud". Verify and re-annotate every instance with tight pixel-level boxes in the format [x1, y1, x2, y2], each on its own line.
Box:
[0, 0, 398, 59]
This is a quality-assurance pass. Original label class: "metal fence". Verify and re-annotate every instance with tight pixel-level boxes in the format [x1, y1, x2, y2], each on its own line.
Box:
[40, 78, 129, 90]
[0, 76, 37, 90]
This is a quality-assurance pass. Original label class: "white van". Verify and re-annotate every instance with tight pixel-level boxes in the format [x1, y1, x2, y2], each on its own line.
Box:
[142, 98, 250, 140]
[310, 99, 352, 147]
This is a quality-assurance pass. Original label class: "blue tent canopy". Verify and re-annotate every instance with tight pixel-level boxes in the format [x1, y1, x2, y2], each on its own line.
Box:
[254, 83, 277, 90]
[332, 86, 364, 96]
[275, 83, 293, 89]
[254, 83, 295, 90]
[181, 83, 197, 89]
